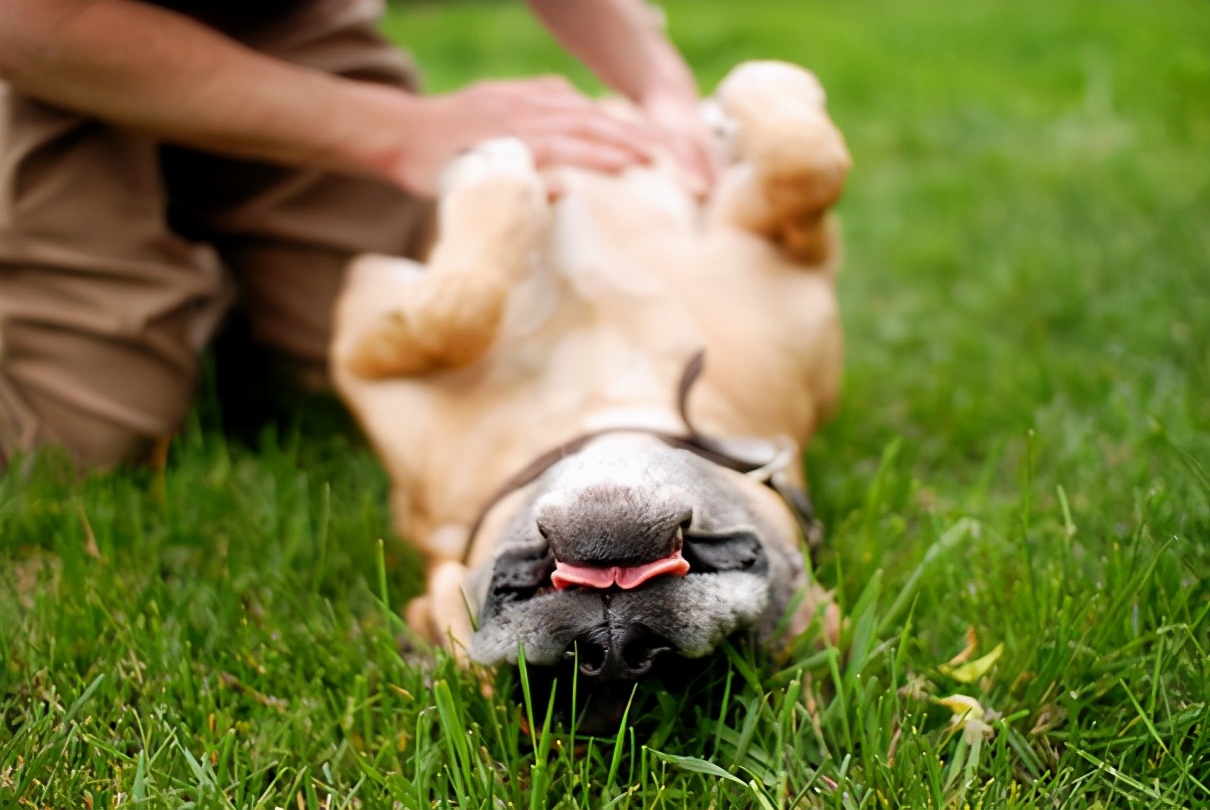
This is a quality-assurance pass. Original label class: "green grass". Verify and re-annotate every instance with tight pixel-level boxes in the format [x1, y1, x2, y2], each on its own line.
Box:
[3, 1, 1208, 807]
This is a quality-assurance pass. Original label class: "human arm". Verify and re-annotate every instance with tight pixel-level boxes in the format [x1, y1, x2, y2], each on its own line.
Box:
[526, 0, 718, 194]
[0, 0, 657, 196]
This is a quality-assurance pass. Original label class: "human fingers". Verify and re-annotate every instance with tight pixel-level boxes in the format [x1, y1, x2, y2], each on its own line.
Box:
[641, 96, 721, 198]
[522, 112, 657, 165]
[526, 134, 640, 175]
[468, 79, 655, 158]
[482, 76, 590, 112]
[665, 128, 718, 198]
[504, 81, 658, 145]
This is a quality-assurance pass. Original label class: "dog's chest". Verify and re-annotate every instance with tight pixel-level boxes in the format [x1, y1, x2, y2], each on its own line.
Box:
[483, 168, 837, 431]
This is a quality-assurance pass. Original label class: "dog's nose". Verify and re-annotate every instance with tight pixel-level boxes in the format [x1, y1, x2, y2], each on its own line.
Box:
[571, 626, 674, 680]
[536, 484, 691, 567]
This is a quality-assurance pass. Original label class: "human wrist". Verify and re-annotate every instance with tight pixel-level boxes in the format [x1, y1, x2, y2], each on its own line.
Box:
[318, 81, 428, 187]
[633, 46, 701, 112]
[640, 85, 699, 116]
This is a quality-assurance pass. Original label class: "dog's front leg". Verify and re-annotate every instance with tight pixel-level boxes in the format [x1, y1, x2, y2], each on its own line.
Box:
[405, 559, 475, 660]
[344, 139, 550, 378]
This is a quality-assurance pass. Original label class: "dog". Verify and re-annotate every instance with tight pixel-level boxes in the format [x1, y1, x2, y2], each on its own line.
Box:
[331, 61, 850, 696]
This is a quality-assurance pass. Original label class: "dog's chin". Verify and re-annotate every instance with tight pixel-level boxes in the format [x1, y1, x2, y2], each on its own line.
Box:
[507, 639, 744, 736]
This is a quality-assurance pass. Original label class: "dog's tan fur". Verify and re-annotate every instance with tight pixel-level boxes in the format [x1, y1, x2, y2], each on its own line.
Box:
[331, 61, 850, 655]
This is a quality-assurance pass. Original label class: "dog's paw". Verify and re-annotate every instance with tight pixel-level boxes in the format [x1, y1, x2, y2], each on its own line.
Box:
[441, 137, 542, 196]
[431, 136, 552, 288]
[708, 61, 850, 264]
[332, 255, 433, 379]
[714, 61, 847, 200]
[717, 61, 827, 117]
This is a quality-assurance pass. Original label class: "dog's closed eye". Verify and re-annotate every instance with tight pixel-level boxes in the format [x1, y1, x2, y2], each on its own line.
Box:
[481, 545, 555, 618]
[681, 529, 767, 574]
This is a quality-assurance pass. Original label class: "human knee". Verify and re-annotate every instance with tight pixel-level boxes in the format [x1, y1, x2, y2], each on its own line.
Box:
[0, 322, 196, 468]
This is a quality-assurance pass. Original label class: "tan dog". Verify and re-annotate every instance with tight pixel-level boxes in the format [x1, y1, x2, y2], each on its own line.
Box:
[332, 61, 849, 682]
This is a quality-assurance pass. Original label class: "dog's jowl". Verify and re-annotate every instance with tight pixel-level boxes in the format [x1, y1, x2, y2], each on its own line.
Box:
[332, 61, 850, 717]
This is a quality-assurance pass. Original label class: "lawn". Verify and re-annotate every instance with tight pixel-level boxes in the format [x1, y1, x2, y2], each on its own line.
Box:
[2, 1, 1208, 807]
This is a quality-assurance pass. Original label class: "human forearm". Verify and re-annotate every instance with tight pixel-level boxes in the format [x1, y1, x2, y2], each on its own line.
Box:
[0, 0, 414, 180]
[525, 0, 699, 105]
[0, 0, 666, 197]
[526, 0, 716, 194]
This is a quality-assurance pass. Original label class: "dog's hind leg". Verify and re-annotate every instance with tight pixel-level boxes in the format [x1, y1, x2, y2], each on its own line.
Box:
[705, 62, 851, 266]
[341, 139, 550, 378]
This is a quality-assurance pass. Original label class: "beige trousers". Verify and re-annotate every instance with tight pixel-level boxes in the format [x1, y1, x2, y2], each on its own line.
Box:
[0, 0, 429, 468]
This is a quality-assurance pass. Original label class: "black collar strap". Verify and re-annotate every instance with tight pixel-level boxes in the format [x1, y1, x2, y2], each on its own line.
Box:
[461, 351, 823, 564]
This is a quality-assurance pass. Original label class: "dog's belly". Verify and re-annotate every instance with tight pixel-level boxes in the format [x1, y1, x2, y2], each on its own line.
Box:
[343, 166, 840, 558]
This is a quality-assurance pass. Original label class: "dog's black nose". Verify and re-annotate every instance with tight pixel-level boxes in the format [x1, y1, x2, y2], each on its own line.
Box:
[571, 625, 674, 680]
[536, 485, 691, 567]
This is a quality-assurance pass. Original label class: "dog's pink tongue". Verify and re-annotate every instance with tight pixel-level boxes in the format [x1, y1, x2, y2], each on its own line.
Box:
[551, 550, 690, 591]
[614, 553, 691, 589]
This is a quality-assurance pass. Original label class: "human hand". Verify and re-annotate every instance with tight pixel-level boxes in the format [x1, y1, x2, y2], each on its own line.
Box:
[640, 91, 721, 199]
[380, 76, 659, 197]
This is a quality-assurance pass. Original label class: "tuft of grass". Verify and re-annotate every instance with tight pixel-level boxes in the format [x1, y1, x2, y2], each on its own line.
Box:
[3, 1, 1208, 807]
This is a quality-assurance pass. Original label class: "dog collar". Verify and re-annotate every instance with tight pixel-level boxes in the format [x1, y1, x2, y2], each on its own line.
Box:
[461, 350, 823, 565]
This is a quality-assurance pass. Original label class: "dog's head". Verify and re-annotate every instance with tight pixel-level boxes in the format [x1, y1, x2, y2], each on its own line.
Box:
[466, 433, 807, 682]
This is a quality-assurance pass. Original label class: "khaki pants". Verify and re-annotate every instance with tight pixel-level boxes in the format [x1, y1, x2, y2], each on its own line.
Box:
[0, 0, 429, 468]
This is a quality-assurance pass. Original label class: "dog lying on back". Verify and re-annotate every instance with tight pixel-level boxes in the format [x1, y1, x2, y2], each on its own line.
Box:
[332, 61, 849, 686]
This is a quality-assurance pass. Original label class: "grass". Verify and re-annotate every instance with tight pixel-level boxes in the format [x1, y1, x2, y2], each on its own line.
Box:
[2, 0, 1208, 807]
